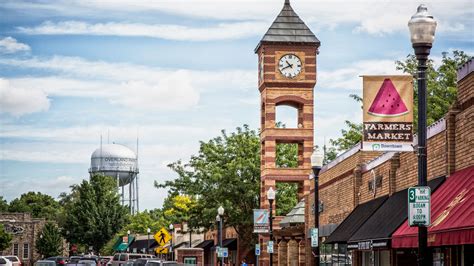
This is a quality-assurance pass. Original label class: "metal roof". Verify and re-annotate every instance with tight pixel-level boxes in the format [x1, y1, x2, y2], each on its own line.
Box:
[279, 199, 305, 228]
[255, 0, 320, 52]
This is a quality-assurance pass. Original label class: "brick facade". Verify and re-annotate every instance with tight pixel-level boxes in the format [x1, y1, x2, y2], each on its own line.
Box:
[0, 213, 46, 266]
[304, 60, 474, 265]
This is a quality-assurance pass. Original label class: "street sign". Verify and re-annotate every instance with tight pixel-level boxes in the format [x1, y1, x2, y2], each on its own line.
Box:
[154, 228, 172, 246]
[155, 247, 168, 254]
[253, 209, 270, 233]
[408, 186, 431, 226]
[310, 228, 319, 247]
[267, 241, 274, 254]
[255, 244, 260, 256]
[217, 247, 228, 258]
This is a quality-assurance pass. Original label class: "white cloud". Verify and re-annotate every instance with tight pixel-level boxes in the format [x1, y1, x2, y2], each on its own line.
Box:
[318, 60, 404, 91]
[0, 78, 50, 116]
[18, 20, 268, 41]
[7, 0, 473, 37]
[0, 37, 31, 54]
[0, 56, 256, 111]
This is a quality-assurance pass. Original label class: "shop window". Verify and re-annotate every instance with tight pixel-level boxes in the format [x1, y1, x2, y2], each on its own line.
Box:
[276, 182, 298, 216]
[23, 243, 29, 260]
[184, 257, 197, 265]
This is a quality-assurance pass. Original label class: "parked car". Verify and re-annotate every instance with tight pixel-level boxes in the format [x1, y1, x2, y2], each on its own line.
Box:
[34, 261, 56, 266]
[68, 257, 82, 264]
[3, 256, 21, 266]
[111, 254, 145, 266]
[45, 257, 68, 266]
[0, 256, 13, 266]
[99, 257, 113, 266]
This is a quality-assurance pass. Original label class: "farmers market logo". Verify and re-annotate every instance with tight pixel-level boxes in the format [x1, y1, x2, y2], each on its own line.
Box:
[368, 78, 409, 117]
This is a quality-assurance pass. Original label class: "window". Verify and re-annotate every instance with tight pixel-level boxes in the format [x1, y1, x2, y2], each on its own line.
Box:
[183, 257, 196, 265]
[13, 243, 19, 256]
[23, 244, 29, 259]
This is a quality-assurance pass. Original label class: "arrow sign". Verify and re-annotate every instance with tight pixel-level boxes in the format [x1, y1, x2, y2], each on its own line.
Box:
[155, 247, 168, 254]
[154, 228, 172, 247]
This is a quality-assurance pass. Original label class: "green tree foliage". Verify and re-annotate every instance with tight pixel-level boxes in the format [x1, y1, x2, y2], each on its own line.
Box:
[162, 195, 196, 225]
[0, 196, 8, 212]
[395, 50, 471, 127]
[156, 125, 260, 252]
[0, 224, 12, 252]
[62, 175, 129, 252]
[323, 144, 337, 165]
[35, 222, 63, 258]
[8, 192, 61, 221]
[120, 210, 167, 235]
[330, 51, 470, 154]
[276, 183, 298, 216]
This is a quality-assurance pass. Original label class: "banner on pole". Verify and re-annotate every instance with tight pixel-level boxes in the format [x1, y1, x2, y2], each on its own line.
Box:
[362, 75, 414, 152]
[253, 209, 270, 233]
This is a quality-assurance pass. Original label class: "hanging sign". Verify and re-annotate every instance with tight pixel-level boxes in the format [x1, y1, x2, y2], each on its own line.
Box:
[253, 209, 270, 233]
[267, 241, 274, 254]
[255, 244, 261, 256]
[362, 75, 414, 152]
[408, 186, 431, 226]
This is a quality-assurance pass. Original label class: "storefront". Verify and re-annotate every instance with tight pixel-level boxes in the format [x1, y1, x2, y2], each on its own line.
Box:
[347, 176, 445, 266]
[324, 195, 388, 266]
[392, 166, 474, 265]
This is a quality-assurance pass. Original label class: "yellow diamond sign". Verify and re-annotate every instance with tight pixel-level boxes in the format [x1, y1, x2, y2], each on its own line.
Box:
[154, 227, 171, 246]
[155, 247, 168, 254]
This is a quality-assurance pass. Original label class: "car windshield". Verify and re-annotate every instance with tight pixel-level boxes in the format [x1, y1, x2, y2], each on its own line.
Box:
[5, 257, 18, 262]
[145, 262, 160, 266]
[128, 255, 141, 260]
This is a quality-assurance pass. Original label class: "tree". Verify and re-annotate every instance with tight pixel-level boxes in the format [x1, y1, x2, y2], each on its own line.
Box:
[395, 50, 471, 127]
[0, 224, 12, 252]
[162, 195, 196, 225]
[156, 125, 261, 256]
[36, 222, 63, 258]
[0, 196, 8, 212]
[330, 50, 471, 153]
[62, 175, 129, 252]
[120, 210, 167, 235]
[8, 192, 61, 221]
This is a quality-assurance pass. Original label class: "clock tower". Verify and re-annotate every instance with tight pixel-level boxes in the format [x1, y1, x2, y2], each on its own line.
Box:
[256, 0, 319, 264]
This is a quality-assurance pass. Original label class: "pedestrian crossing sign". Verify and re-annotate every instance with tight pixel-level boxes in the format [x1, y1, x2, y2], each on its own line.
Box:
[155, 247, 168, 254]
[154, 228, 172, 246]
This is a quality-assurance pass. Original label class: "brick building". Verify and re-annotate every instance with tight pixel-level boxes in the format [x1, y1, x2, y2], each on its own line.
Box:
[0, 213, 46, 266]
[304, 59, 474, 265]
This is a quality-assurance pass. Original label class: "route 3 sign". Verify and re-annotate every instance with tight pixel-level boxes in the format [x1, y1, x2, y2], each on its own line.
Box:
[408, 186, 431, 226]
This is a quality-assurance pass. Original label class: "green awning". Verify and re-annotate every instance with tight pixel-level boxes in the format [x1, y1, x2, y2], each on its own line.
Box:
[113, 235, 135, 251]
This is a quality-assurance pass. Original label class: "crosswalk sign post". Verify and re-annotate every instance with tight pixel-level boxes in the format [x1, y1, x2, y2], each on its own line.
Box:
[154, 228, 172, 247]
[155, 247, 168, 254]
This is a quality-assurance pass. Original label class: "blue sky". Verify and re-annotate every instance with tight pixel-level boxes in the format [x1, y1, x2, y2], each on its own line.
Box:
[0, 0, 472, 211]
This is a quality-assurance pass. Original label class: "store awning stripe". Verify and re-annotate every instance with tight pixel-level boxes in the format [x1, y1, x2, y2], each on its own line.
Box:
[392, 166, 474, 248]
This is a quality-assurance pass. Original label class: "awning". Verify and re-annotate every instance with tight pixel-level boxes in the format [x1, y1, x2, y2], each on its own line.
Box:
[212, 238, 237, 250]
[195, 240, 214, 249]
[348, 176, 445, 249]
[392, 166, 474, 248]
[129, 239, 155, 250]
[325, 195, 388, 244]
[280, 200, 305, 228]
[113, 235, 135, 251]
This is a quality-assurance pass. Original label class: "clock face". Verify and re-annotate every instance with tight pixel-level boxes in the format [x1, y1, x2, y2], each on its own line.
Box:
[278, 54, 302, 78]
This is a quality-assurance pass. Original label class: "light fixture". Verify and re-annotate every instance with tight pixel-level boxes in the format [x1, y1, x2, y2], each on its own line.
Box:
[169, 224, 174, 230]
[408, 4, 437, 46]
[311, 146, 324, 169]
[147, 228, 151, 233]
[267, 187, 276, 200]
[217, 206, 224, 216]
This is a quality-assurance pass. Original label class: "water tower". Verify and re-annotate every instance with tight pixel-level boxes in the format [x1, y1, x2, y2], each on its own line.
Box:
[89, 143, 139, 214]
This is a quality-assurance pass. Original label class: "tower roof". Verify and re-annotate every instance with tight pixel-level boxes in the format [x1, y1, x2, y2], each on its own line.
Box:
[255, 0, 320, 52]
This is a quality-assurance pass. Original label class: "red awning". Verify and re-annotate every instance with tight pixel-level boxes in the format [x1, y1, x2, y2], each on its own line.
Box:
[392, 166, 474, 248]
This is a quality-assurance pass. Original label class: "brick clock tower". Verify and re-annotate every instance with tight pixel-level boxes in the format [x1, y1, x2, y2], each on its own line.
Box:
[255, 0, 319, 264]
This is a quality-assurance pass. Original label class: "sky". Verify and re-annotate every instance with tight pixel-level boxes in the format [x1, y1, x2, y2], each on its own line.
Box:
[0, 0, 472, 211]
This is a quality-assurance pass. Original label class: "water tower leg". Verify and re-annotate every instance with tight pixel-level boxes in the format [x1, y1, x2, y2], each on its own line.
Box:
[129, 179, 132, 214]
[136, 174, 139, 213]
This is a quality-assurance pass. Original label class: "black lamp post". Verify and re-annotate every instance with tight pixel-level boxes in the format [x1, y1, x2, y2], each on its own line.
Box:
[408, 5, 437, 266]
[267, 187, 275, 266]
[147, 228, 151, 254]
[311, 147, 323, 266]
[217, 206, 224, 266]
[169, 224, 174, 261]
[127, 230, 131, 253]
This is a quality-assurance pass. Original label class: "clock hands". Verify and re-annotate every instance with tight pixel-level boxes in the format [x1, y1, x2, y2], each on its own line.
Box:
[281, 60, 293, 70]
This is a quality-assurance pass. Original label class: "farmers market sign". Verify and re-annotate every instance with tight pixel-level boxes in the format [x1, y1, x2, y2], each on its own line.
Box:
[361, 76, 414, 152]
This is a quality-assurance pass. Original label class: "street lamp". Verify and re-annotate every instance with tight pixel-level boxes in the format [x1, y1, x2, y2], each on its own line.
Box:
[127, 230, 131, 252]
[147, 228, 151, 254]
[169, 224, 174, 261]
[266, 187, 276, 266]
[217, 206, 224, 266]
[311, 147, 323, 266]
[408, 5, 436, 266]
